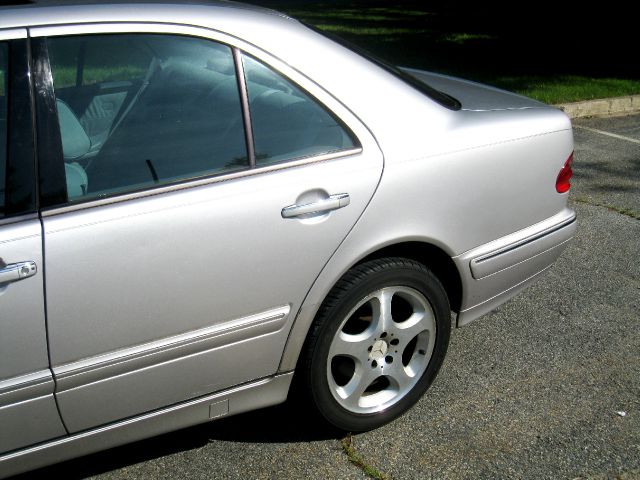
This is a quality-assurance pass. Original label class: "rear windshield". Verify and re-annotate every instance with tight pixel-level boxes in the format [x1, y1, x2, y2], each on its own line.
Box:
[303, 22, 461, 111]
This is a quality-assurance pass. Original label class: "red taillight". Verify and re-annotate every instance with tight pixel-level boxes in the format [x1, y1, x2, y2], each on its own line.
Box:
[556, 152, 574, 193]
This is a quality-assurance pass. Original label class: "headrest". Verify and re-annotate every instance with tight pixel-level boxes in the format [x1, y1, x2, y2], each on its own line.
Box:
[57, 99, 90, 161]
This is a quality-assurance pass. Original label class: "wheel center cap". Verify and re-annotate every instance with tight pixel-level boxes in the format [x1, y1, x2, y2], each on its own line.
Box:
[369, 339, 388, 361]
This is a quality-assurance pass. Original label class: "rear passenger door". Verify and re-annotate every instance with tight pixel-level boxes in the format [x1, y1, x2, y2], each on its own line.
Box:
[32, 24, 383, 433]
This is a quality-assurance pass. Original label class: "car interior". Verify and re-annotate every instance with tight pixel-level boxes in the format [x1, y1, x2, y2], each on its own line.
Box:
[48, 34, 355, 202]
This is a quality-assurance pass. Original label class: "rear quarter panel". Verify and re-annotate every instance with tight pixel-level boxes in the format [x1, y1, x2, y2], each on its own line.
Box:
[280, 106, 573, 371]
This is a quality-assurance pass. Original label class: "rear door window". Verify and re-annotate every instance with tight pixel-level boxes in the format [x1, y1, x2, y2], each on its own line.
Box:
[47, 34, 248, 200]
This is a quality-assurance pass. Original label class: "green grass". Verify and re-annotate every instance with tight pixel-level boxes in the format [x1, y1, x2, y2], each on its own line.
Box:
[286, 8, 430, 20]
[490, 76, 640, 104]
[340, 434, 390, 480]
[440, 32, 496, 44]
[313, 24, 430, 36]
[51, 66, 145, 89]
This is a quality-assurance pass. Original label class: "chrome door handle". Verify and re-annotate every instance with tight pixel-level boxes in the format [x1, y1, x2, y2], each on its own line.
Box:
[0, 261, 37, 285]
[281, 193, 350, 218]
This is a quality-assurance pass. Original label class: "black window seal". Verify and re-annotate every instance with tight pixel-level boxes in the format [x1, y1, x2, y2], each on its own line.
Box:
[302, 22, 462, 111]
[30, 36, 67, 209]
[3, 37, 37, 218]
[232, 47, 256, 168]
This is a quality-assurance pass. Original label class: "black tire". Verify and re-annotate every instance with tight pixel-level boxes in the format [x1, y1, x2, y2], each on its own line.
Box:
[299, 257, 451, 432]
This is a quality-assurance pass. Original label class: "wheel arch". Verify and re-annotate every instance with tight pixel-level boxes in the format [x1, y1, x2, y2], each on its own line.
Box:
[356, 242, 462, 314]
[279, 239, 463, 373]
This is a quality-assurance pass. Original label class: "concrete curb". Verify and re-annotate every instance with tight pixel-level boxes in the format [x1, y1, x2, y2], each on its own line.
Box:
[555, 95, 640, 119]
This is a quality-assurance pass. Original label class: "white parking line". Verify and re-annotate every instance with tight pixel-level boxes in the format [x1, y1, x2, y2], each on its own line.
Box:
[574, 125, 640, 145]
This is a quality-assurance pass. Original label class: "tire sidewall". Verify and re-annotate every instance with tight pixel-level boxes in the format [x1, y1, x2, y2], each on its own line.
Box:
[308, 259, 451, 432]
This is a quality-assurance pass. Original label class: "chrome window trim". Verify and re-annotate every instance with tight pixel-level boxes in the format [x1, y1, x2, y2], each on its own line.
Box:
[41, 147, 363, 217]
[30, 22, 368, 213]
[0, 29, 27, 41]
[0, 212, 39, 227]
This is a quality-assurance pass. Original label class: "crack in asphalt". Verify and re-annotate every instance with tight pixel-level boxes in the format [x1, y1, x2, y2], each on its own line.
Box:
[572, 197, 640, 220]
[340, 434, 391, 480]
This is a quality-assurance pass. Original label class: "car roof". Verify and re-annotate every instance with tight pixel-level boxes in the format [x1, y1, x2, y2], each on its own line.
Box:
[1, 0, 276, 12]
[0, 0, 286, 30]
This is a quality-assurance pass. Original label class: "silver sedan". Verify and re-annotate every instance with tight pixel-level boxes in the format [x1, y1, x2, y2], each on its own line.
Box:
[0, 1, 575, 476]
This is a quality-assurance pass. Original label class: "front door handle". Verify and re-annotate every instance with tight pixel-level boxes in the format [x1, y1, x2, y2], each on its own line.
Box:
[282, 193, 350, 219]
[0, 261, 37, 285]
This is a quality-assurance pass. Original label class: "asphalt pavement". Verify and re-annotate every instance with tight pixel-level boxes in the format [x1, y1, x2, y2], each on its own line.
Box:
[22, 114, 640, 480]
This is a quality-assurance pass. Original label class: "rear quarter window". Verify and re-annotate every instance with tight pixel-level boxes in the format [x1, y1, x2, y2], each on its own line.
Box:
[241, 53, 359, 166]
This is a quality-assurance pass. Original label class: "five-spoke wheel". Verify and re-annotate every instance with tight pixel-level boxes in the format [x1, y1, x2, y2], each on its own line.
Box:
[301, 257, 451, 431]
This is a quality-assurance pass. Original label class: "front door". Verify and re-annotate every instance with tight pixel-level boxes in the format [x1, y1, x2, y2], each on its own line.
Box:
[0, 31, 66, 455]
